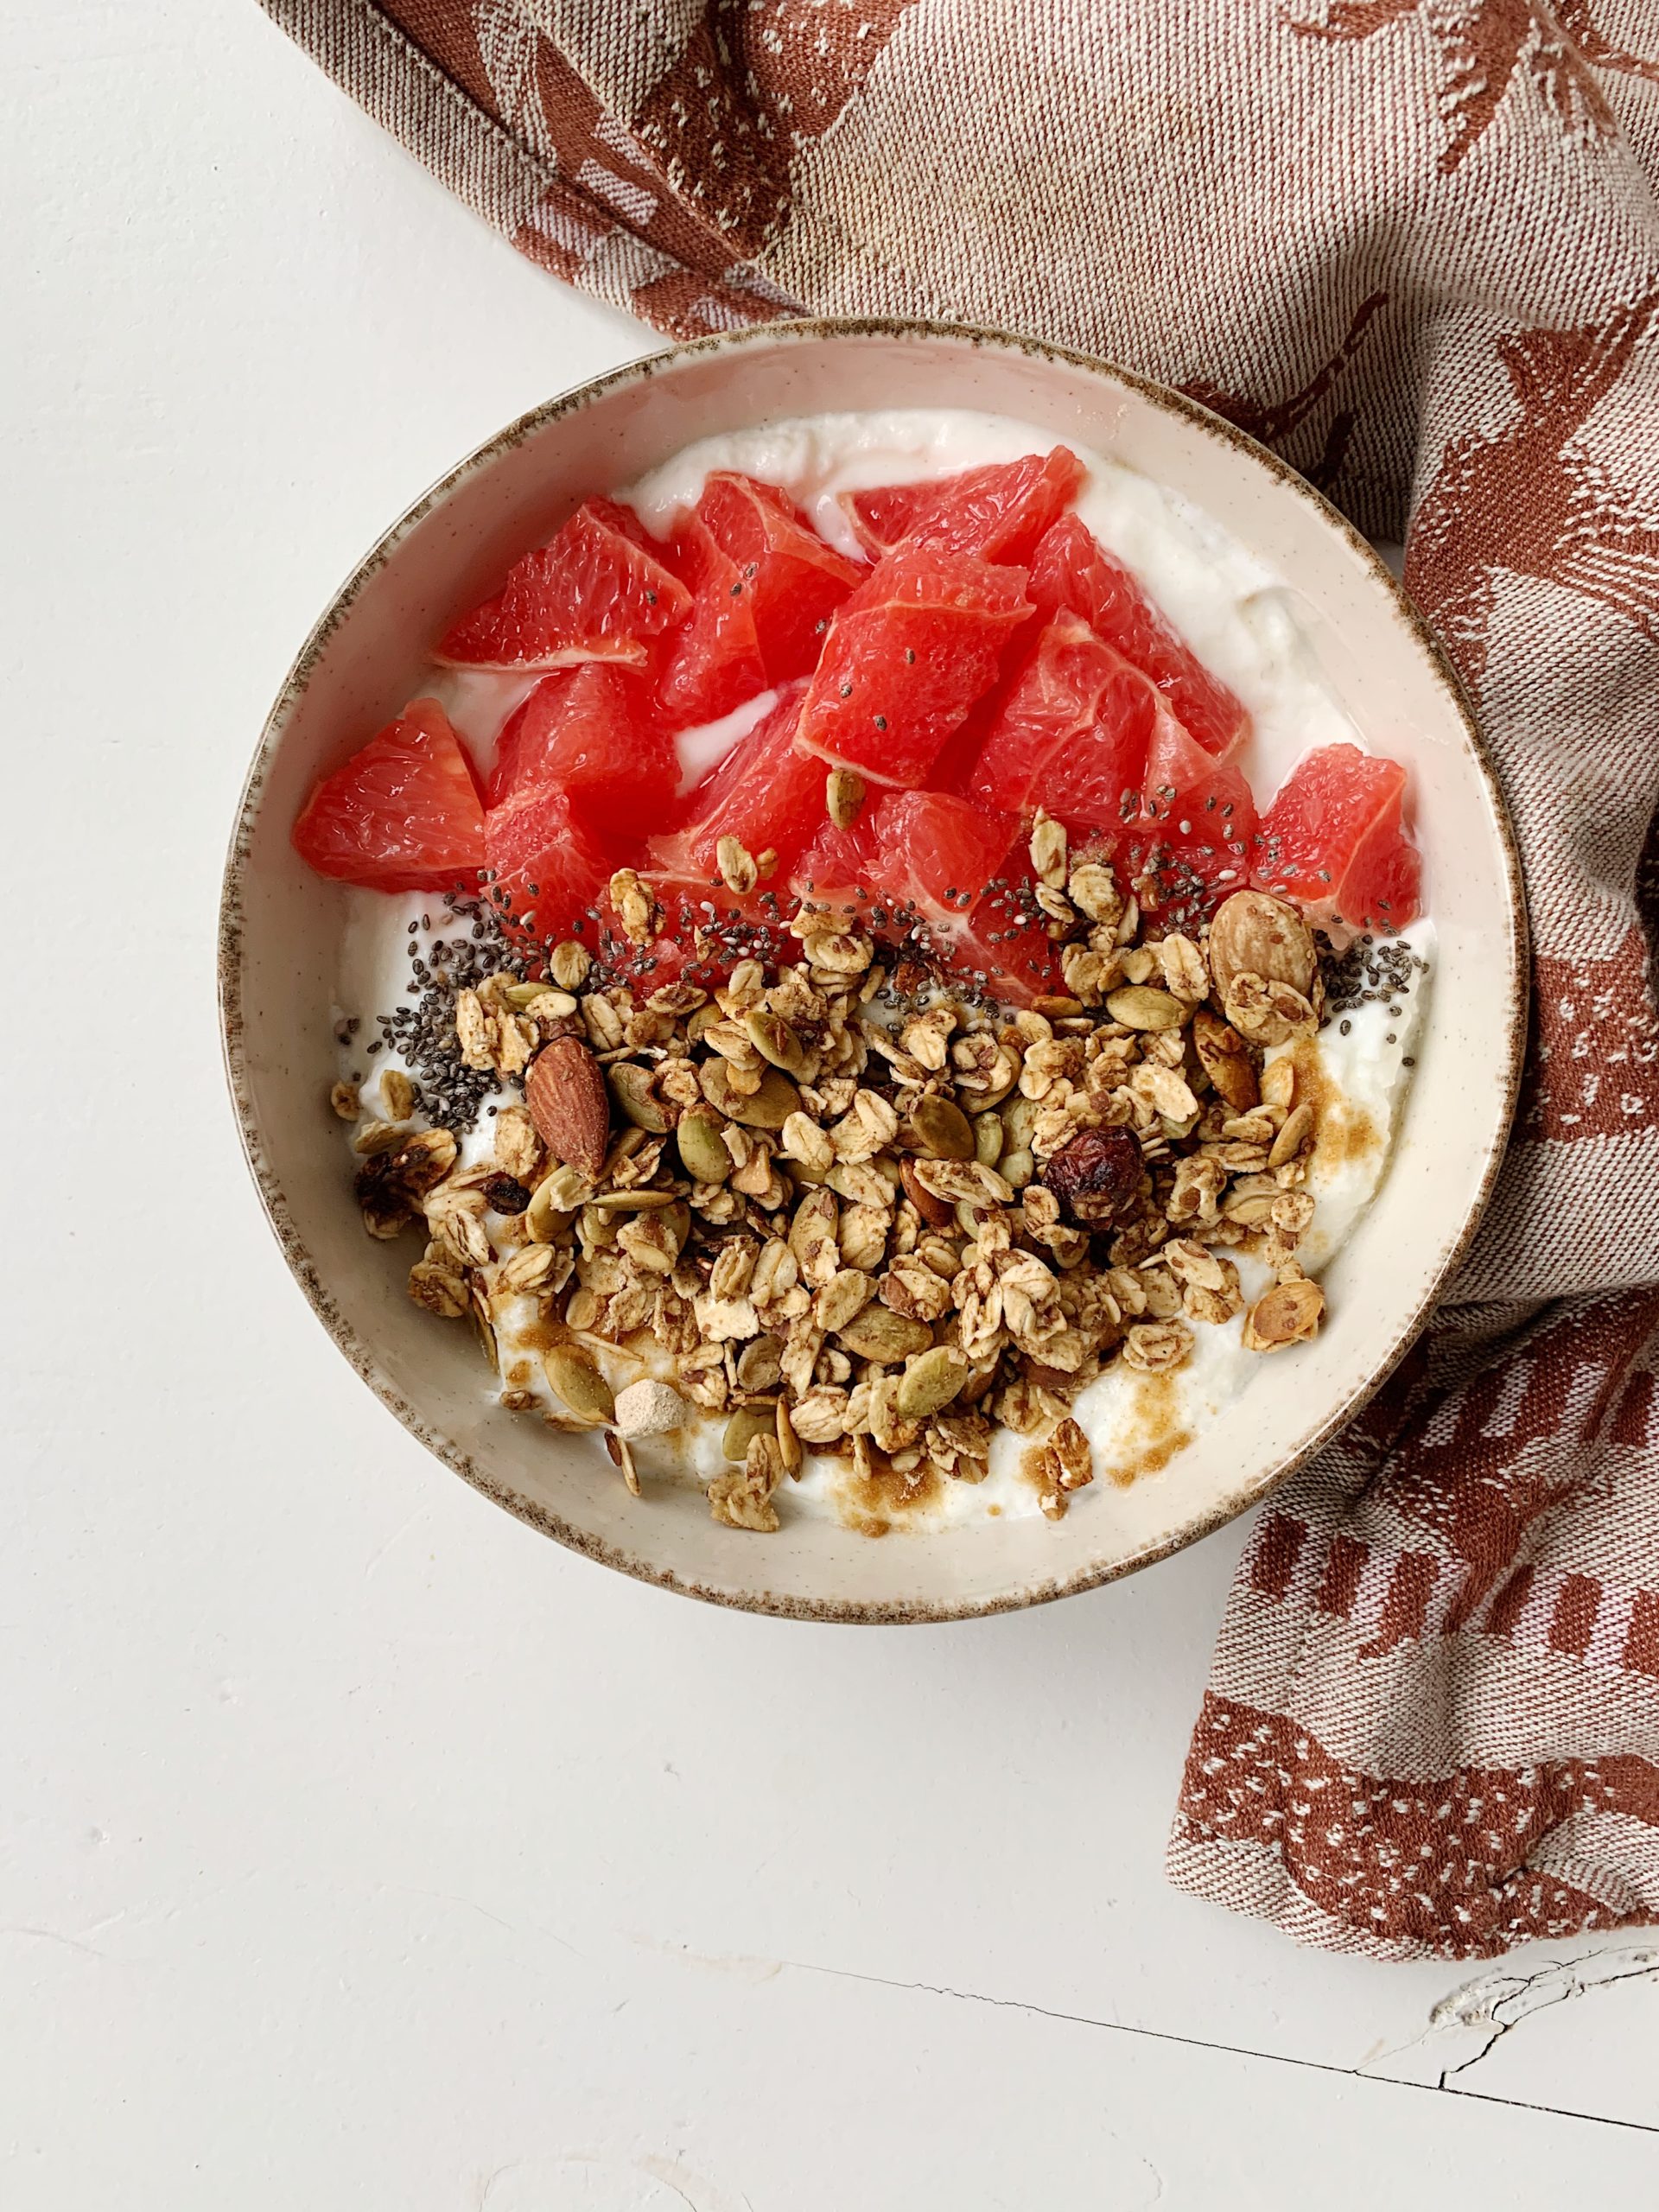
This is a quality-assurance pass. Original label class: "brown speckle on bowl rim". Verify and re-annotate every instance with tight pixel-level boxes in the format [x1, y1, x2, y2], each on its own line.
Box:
[218, 315, 1529, 1624]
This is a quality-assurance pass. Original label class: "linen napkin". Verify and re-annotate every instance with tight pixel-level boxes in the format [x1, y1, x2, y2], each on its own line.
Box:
[262, 0, 1659, 1960]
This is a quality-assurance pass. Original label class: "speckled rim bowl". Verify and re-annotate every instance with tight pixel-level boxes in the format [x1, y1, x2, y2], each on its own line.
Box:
[219, 318, 1526, 1623]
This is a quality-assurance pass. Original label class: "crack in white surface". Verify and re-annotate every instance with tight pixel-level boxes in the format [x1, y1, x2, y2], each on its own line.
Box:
[0, 1925, 111, 1961]
[645, 1942, 1659, 2139]
[1367, 1943, 1659, 2092]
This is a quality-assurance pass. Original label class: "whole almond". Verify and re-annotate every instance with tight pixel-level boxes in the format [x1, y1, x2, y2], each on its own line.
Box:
[837, 1306, 933, 1363]
[907, 1093, 975, 1160]
[525, 1035, 610, 1177]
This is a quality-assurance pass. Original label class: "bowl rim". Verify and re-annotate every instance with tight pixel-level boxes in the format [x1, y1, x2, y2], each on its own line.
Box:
[218, 314, 1529, 1624]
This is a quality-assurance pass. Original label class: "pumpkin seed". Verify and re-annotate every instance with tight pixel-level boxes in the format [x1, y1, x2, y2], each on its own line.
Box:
[908, 1093, 975, 1160]
[526, 1172, 576, 1244]
[775, 1397, 803, 1476]
[588, 1188, 676, 1211]
[1105, 984, 1186, 1032]
[836, 1306, 933, 1363]
[741, 1007, 807, 1075]
[503, 981, 577, 1015]
[701, 1057, 800, 1128]
[895, 1344, 969, 1420]
[543, 1346, 614, 1426]
[973, 1111, 1003, 1167]
[1001, 1095, 1041, 1152]
[677, 1109, 733, 1185]
[721, 1404, 778, 1462]
[607, 1061, 669, 1133]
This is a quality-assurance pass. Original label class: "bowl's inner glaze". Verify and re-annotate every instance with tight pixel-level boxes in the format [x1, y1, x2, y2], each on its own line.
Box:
[223, 326, 1522, 1620]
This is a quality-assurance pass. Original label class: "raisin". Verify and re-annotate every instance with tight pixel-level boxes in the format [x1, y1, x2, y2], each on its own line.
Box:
[1041, 1126, 1144, 1226]
[480, 1173, 532, 1215]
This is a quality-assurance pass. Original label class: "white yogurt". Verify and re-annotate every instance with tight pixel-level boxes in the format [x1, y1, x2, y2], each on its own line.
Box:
[333, 408, 1431, 1532]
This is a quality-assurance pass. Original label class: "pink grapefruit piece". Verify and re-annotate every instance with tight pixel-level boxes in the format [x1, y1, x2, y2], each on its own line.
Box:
[292, 697, 484, 893]
[1028, 514, 1249, 760]
[1255, 743, 1421, 935]
[482, 781, 616, 950]
[487, 663, 677, 836]
[435, 498, 690, 672]
[839, 448, 1084, 565]
[793, 549, 1033, 788]
[646, 683, 821, 883]
[966, 611, 1167, 830]
[651, 515, 769, 732]
[696, 472, 863, 683]
[1116, 718, 1258, 925]
[616, 872, 793, 994]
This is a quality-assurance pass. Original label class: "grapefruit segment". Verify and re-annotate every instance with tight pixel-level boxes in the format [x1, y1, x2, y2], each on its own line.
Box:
[487, 662, 677, 835]
[1116, 717, 1257, 923]
[483, 781, 614, 949]
[292, 697, 484, 893]
[1255, 743, 1421, 934]
[652, 515, 768, 732]
[793, 549, 1032, 788]
[790, 806, 883, 911]
[646, 683, 821, 881]
[840, 448, 1084, 565]
[435, 499, 690, 671]
[653, 475, 862, 729]
[1028, 514, 1249, 760]
[623, 872, 792, 993]
[966, 611, 1166, 829]
[696, 472, 862, 682]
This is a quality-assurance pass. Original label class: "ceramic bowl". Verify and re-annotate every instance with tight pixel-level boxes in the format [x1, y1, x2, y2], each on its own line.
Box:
[219, 319, 1526, 1622]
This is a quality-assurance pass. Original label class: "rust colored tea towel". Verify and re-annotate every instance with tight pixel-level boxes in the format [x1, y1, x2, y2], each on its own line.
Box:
[262, 0, 1659, 1960]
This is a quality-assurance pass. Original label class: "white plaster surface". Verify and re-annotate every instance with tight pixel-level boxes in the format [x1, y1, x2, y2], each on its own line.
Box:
[5, 3, 1658, 2202]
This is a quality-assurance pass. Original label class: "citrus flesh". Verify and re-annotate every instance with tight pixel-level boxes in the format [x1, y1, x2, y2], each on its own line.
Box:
[436, 498, 690, 672]
[1255, 743, 1421, 934]
[298, 454, 1421, 1000]
[292, 697, 484, 893]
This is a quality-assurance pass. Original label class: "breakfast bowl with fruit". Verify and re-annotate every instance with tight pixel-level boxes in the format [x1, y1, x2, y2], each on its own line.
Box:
[219, 320, 1525, 1620]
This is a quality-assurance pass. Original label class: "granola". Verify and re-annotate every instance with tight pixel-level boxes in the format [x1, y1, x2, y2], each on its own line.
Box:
[330, 871, 1393, 1533]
